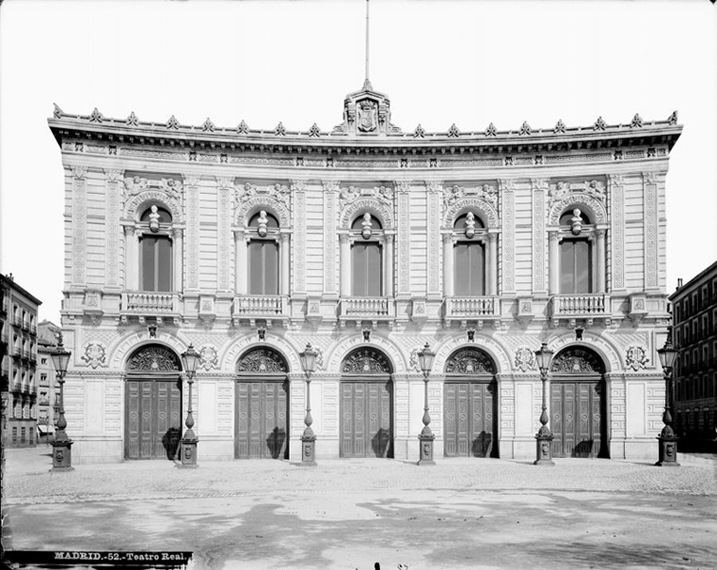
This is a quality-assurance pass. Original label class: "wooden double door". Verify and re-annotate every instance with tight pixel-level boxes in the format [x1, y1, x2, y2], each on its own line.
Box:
[550, 377, 607, 458]
[444, 378, 497, 458]
[235, 378, 289, 459]
[340, 379, 393, 458]
[125, 377, 182, 460]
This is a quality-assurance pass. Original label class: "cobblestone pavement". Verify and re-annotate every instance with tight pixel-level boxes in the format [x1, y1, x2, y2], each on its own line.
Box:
[2, 447, 717, 570]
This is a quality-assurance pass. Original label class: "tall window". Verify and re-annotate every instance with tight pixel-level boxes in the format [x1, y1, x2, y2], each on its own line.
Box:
[454, 212, 486, 296]
[248, 211, 279, 295]
[559, 209, 593, 294]
[351, 213, 383, 296]
[139, 205, 173, 292]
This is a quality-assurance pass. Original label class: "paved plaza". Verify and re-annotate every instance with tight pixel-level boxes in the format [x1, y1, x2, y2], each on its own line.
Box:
[2, 446, 717, 570]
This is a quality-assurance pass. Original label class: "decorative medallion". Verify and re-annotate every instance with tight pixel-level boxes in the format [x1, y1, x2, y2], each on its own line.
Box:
[357, 99, 378, 132]
[89, 107, 104, 123]
[593, 116, 607, 131]
[199, 345, 219, 371]
[513, 347, 536, 373]
[447, 123, 460, 137]
[275, 122, 287, 136]
[554, 119, 566, 134]
[414, 124, 425, 138]
[625, 346, 649, 371]
[550, 347, 605, 374]
[81, 342, 107, 369]
[127, 345, 181, 372]
[484, 122, 497, 137]
[202, 117, 215, 132]
[342, 348, 392, 374]
[126, 111, 139, 126]
[631, 113, 643, 128]
[445, 348, 496, 375]
[237, 120, 249, 134]
[236, 348, 288, 373]
[519, 121, 531, 136]
[308, 123, 321, 137]
[166, 115, 180, 130]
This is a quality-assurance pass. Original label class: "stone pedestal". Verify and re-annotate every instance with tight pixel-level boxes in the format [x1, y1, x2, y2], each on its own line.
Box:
[534, 433, 555, 466]
[51, 439, 74, 472]
[655, 434, 680, 467]
[417, 432, 435, 466]
[178, 438, 198, 468]
[301, 435, 317, 466]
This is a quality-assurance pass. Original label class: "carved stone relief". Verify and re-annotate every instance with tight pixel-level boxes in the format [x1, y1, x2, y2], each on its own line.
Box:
[342, 348, 392, 374]
[513, 347, 536, 373]
[236, 347, 288, 373]
[550, 347, 605, 374]
[81, 342, 107, 369]
[127, 345, 181, 372]
[198, 345, 219, 371]
[625, 346, 649, 371]
[445, 347, 496, 375]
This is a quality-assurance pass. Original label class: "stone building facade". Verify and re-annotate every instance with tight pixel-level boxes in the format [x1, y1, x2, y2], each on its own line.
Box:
[1, 273, 42, 448]
[669, 261, 717, 448]
[48, 83, 682, 463]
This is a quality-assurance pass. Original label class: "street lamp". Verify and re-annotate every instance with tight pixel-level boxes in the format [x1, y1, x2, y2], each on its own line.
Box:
[534, 342, 555, 466]
[656, 331, 679, 467]
[417, 342, 436, 465]
[50, 334, 72, 471]
[299, 343, 318, 465]
[179, 344, 200, 468]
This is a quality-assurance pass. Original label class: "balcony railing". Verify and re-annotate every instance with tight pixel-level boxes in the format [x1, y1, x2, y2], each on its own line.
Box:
[340, 298, 395, 319]
[232, 296, 286, 316]
[121, 292, 180, 314]
[445, 297, 498, 318]
[551, 294, 608, 316]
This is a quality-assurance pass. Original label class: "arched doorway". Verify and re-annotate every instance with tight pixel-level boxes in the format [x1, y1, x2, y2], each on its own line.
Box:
[443, 347, 498, 458]
[340, 348, 393, 458]
[235, 347, 289, 459]
[124, 344, 183, 460]
[550, 346, 608, 458]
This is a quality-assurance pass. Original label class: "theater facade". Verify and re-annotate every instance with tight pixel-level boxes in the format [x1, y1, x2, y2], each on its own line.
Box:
[48, 83, 681, 463]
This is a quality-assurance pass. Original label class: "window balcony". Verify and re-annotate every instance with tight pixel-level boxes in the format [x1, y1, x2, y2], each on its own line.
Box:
[231, 295, 289, 327]
[444, 297, 499, 319]
[120, 292, 182, 325]
[550, 294, 610, 324]
[339, 297, 395, 326]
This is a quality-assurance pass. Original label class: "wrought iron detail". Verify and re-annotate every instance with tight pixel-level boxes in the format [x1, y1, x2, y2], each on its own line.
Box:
[445, 348, 496, 375]
[127, 345, 181, 372]
[341, 348, 392, 374]
[550, 347, 605, 374]
[236, 347, 288, 373]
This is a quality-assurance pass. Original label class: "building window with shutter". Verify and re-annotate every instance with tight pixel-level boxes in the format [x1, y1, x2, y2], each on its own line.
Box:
[139, 205, 173, 292]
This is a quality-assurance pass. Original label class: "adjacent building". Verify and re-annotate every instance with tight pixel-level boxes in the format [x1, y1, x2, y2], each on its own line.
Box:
[48, 82, 681, 464]
[669, 261, 717, 450]
[1, 273, 42, 448]
[36, 320, 62, 440]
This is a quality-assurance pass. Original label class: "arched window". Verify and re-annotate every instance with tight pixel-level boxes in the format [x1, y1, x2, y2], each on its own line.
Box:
[558, 208, 593, 294]
[139, 205, 173, 292]
[453, 212, 487, 296]
[351, 213, 383, 296]
[248, 211, 280, 295]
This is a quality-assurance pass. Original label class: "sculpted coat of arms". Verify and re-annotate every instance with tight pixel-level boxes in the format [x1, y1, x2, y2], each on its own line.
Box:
[357, 99, 378, 132]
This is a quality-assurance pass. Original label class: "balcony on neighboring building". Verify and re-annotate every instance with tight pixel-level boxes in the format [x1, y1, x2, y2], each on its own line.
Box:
[550, 294, 610, 325]
[120, 292, 182, 326]
[231, 295, 289, 327]
[339, 297, 396, 328]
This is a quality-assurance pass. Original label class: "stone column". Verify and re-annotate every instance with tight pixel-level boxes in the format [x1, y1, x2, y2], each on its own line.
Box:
[173, 228, 183, 292]
[340, 234, 351, 297]
[548, 231, 560, 295]
[124, 227, 139, 290]
[595, 228, 606, 293]
[443, 234, 454, 297]
[385, 234, 394, 297]
[234, 230, 247, 295]
[280, 233, 290, 296]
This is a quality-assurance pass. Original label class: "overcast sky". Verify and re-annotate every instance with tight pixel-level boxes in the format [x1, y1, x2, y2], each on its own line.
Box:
[1, 0, 716, 325]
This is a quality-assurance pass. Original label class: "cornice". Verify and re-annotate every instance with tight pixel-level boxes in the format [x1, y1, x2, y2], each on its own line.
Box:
[48, 107, 683, 156]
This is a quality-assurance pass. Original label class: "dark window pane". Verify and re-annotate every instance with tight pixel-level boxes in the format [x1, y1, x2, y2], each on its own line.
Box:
[352, 243, 382, 296]
[141, 238, 155, 291]
[454, 243, 485, 296]
[560, 239, 592, 294]
[141, 236, 172, 292]
[249, 240, 279, 295]
[157, 237, 172, 292]
[574, 240, 591, 294]
[264, 241, 279, 294]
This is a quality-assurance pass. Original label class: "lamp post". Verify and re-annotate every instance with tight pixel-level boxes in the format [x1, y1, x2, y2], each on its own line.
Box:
[417, 342, 436, 465]
[534, 342, 555, 466]
[179, 344, 200, 468]
[656, 332, 679, 467]
[50, 335, 72, 471]
[299, 343, 318, 465]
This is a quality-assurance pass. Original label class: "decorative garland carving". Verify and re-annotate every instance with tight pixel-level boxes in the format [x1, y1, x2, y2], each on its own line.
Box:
[443, 196, 498, 229]
[338, 189, 394, 229]
[547, 193, 607, 226]
[548, 180, 606, 206]
[445, 348, 496, 375]
[81, 342, 107, 369]
[234, 183, 290, 226]
[199, 345, 219, 371]
[550, 347, 605, 374]
[513, 347, 536, 372]
[236, 347, 288, 373]
[123, 177, 184, 221]
[342, 348, 392, 374]
[443, 184, 498, 211]
[127, 345, 181, 372]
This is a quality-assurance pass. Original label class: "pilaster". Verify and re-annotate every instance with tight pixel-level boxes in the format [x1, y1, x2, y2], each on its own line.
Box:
[322, 181, 339, 297]
[426, 181, 442, 297]
[216, 177, 234, 293]
[642, 171, 660, 291]
[71, 166, 88, 287]
[396, 181, 411, 296]
[499, 179, 516, 295]
[104, 169, 123, 289]
[183, 175, 201, 292]
[292, 180, 307, 295]
[531, 178, 548, 294]
[609, 174, 625, 291]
